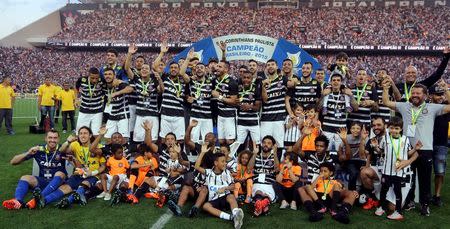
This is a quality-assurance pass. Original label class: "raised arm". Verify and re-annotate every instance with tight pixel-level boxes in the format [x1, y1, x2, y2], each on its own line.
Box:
[219, 41, 227, 62]
[261, 79, 269, 103]
[184, 120, 198, 151]
[420, 47, 450, 87]
[337, 128, 351, 162]
[152, 41, 168, 71]
[382, 78, 396, 110]
[125, 44, 138, 80]
[292, 133, 307, 158]
[194, 144, 209, 174]
[10, 146, 40, 165]
[142, 120, 158, 153]
[90, 126, 106, 154]
[247, 146, 259, 170]
[179, 48, 194, 84]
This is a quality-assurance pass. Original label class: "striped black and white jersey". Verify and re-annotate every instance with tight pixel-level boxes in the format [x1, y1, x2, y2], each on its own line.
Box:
[192, 170, 206, 189]
[372, 84, 394, 123]
[237, 82, 261, 126]
[106, 82, 130, 120]
[347, 84, 378, 126]
[287, 78, 321, 108]
[75, 77, 106, 114]
[133, 76, 160, 117]
[261, 75, 288, 122]
[189, 78, 213, 119]
[284, 115, 302, 143]
[226, 157, 238, 173]
[302, 152, 339, 184]
[213, 74, 238, 118]
[253, 152, 276, 184]
[127, 67, 141, 106]
[379, 134, 412, 177]
[157, 145, 188, 177]
[205, 168, 233, 201]
[322, 92, 349, 133]
[160, 76, 186, 117]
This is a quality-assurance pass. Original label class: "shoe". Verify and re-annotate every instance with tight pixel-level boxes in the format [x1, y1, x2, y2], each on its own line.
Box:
[279, 200, 289, 209]
[188, 206, 199, 218]
[2, 198, 22, 210]
[233, 208, 244, 229]
[62, 130, 67, 134]
[261, 198, 270, 215]
[144, 192, 159, 199]
[7, 131, 15, 135]
[387, 210, 404, 220]
[309, 211, 324, 222]
[375, 206, 385, 216]
[244, 196, 251, 204]
[156, 192, 167, 208]
[167, 200, 182, 216]
[420, 204, 430, 216]
[126, 194, 139, 204]
[110, 190, 121, 206]
[317, 206, 327, 213]
[73, 192, 87, 206]
[404, 201, 416, 211]
[290, 201, 297, 210]
[432, 196, 443, 207]
[333, 211, 350, 224]
[104, 193, 112, 201]
[56, 197, 70, 209]
[25, 199, 36, 209]
[363, 198, 379, 210]
[97, 192, 107, 199]
[253, 199, 263, 217]
[32, 188, 45, 209]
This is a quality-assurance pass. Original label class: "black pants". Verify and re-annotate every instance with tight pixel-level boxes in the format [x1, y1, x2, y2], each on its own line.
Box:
[273, 182, 302, 202]
[0, 108, 13, 133]
[62, 110, 75, 131]
[406, 150, 432, 205]
[380, 175, 402, 212]
[343, 159, 365, 191]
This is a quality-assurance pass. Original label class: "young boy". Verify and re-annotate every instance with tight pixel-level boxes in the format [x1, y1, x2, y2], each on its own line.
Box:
[301, 104, 321, 152]
[127, 144, 158, 204]
[374, 116, 421, 220]
[195, 146, 244, 229]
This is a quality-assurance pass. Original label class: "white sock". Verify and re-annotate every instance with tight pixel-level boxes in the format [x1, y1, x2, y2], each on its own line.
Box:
[219, 212, 231, 221]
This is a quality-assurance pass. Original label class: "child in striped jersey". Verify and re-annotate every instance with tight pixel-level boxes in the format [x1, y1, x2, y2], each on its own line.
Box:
[284, 103, 304, 153]
[163, 146, 186, 190]
[220, 145, 237, 174]
[233, 150, 254, 204]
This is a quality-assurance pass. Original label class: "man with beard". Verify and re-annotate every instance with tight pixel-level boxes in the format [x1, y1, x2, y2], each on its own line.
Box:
[211, 61, 239, 146]
[315, 68, 327, 91]
[371, 70, 401, 123]
[383, 81, 450, 216]
[395, 47, 449, 102]
[100, 49, 128, 82]
[285, 62, 321, 118]
[248, 135, 280, 217]
[347, 69, 378, 129]
[103, 68, 133, 142]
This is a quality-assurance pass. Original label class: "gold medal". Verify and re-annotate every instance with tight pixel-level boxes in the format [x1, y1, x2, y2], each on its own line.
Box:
[239, 97, 243, 102]
[395, 159, 400, 167]
[322, 195, 326, 200]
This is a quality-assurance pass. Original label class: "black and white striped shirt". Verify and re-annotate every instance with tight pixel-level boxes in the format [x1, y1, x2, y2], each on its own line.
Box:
[261, 76, 288, 122]
[75, 77, 106, 114]
[322, 92, 349, 133]
[106, 82, 130, 120]
[380, 134, 412, 177]
[347, 84, 377, 126]
[237, 82, 261, 126]
[160, 76, 186, 117]
[372, 85, 394, 123]
[253, 152, 276, 184]
[127, 68, 141, 106]
[189, 78, 213, 119]
[214, 74, 238, 118]
[205, 168, 233, 201]
[158, 145, 188, 177]
[287, 78, 321, 108]
[302, 152, 339, 184]
[133, 76, 160, 117]
[284, 115, 302, 143]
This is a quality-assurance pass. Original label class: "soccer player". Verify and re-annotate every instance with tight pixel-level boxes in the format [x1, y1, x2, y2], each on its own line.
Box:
[38, 76, 58, 130]
[281, 58, 297, 82]
[124, 44, 142, 140]
[75, 67, 106, 136]
[211, 60, 239, 145]
[371, 70, 401, 123]
[347, 69, 378, 129]
[103, 68, 133, 142]
[57, 82, 76, 133]
[195, 149, 244, 229]
[99, 48, 128, 82]
[2, 130, 67, 210]
[0, 76, 15, 135]
[315, 68, 327, 91]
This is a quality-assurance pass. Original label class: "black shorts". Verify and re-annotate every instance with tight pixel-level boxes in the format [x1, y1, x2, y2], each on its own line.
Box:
[315, 191, 332, 207]
[209, 195, 230, 210]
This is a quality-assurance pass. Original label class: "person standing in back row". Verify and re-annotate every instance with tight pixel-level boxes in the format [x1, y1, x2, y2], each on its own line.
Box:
[0, 76, 15, 135]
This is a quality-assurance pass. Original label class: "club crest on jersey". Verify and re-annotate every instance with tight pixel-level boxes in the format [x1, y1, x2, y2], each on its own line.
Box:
[222, 85, 226, 91]
[364, 92, 369, 97]
[340, 96, 345, 101]
[81, 78, 87, 83]
[422, 108, 428, 114]
[206, 85, 210, 90]
[248, 94, 253, 100]
[119, 163, 123, 167]
[55, 154, 60, 161]
[277, 81, 282, 88]
[310, 88, 315, 93]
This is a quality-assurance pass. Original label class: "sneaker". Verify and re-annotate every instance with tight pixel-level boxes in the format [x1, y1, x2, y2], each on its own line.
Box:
[244, 196, 251, 204]
[25, 199, 36, 209]
[97, 192, 107, 199]
[279, 200, 289, 209]
[73, 192, 87, 206]
[404, 200, 415, 211]
[387, 210, 404, 220]
[363, 198, 379, 210]
[110, 190, 122, 206]
[7, 131, 15, 135]
[317, 206, 327, 214]
[126, 194, 139, 204]
[56, 197, 70, 209]
[32, 188, 45, 209]
[167, 200, 182, 216]
[188, 206, 199, 218]
[156, 192, 167, 208]
[253, 199, 263, 217]
[233, 208, 244, 229]
[261, 198, 270, 215]
[2, 198, 22, 210]
[432, 196, 443, 207]
[333, 211, 350, 224]
[309, 211, 324, 222]
[420, 204, 430, 216]
[104, 193, 112, 201]
[375, 206, 385, 216]
[144, 192, 159, 199]
[290, 201, 297, 210]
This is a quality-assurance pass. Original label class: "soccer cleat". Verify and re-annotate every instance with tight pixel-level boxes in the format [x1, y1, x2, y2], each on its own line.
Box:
[253, 199, 263, 217]
[375, 206, 385, 216]
[387, 211, 404, 220]
[73, 192, 87, 206]
[104, 193, 112, 201]
[333, 211, 350, 224]
[244, 196, 251, 204]
[167, 200, 182, 216]
[431, 196, 443, 207]
[144, 192, 159, 199]
[404, 201, 415, 211]
[363, 198, 379, 210]
[96, 192, 107, 199]
[126, 194, 139, 204]
[309, 211, 324, 222]
[420, 204, 430, 216]
[25, 199, 36, 209]
[56, 197, 70, 209]
[32, 188, 45, 209]
[3, 198, 22, 210]
[317, 206, 327, 214]
[156, 192, 167, 208]
[233, 208, 244, 229]
[279, 201, 289, 209]
[188, 206, 199, 218]
[110, 190, 122, 206]
[261, 198, 270, 215]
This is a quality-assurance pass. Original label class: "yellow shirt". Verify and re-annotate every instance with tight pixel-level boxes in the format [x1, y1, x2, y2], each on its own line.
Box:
[0, 84, 15, 109]
[38, 84, 58, 106]
[70, 141, 104, 171]
[58, 89, 76, 111]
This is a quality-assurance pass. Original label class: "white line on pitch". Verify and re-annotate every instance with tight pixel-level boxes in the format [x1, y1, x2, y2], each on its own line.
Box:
[150, 209, 173, 229]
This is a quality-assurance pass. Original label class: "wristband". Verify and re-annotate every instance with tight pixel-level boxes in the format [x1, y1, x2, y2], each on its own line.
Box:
[91, 170, 99, 176]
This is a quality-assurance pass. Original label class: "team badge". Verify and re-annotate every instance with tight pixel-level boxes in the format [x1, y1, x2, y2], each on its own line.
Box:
[206, 85, 210, 90]
[222, 85, 226, 91]
[277, 81, 282, 88]
[119, 163, 123, 167]
[310, 88, 315, 93]
[248, 94, 254, 100]
[340, 96, 345, 101]
[422, 108, 428, 114]
[364, 92, 368, 97]
[55, 154, 60, 161]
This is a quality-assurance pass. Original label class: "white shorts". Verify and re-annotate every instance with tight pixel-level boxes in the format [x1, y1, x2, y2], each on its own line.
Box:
[322, 131, 343, 152]
[106, 174, 129, 190]
[76, 112, 103, 135]
[128, 105, 137, 132]
[260, 121, 284, 147]
[217, 116, 236, 140]
[252, 183, 276, 202]
[190, 117, 213, 143]
[236, 125, 261, 144]
[160, 115, 185, 140]
[133, 115, 159, 142]
[105, 118, 130, 138]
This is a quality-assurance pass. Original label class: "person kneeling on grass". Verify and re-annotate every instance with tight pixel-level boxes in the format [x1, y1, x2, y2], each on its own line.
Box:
[274, 152, 302, 210]
[96, 144, 130, 205]
[2, 130, 67, 210]
[194, 146, 244, 229]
